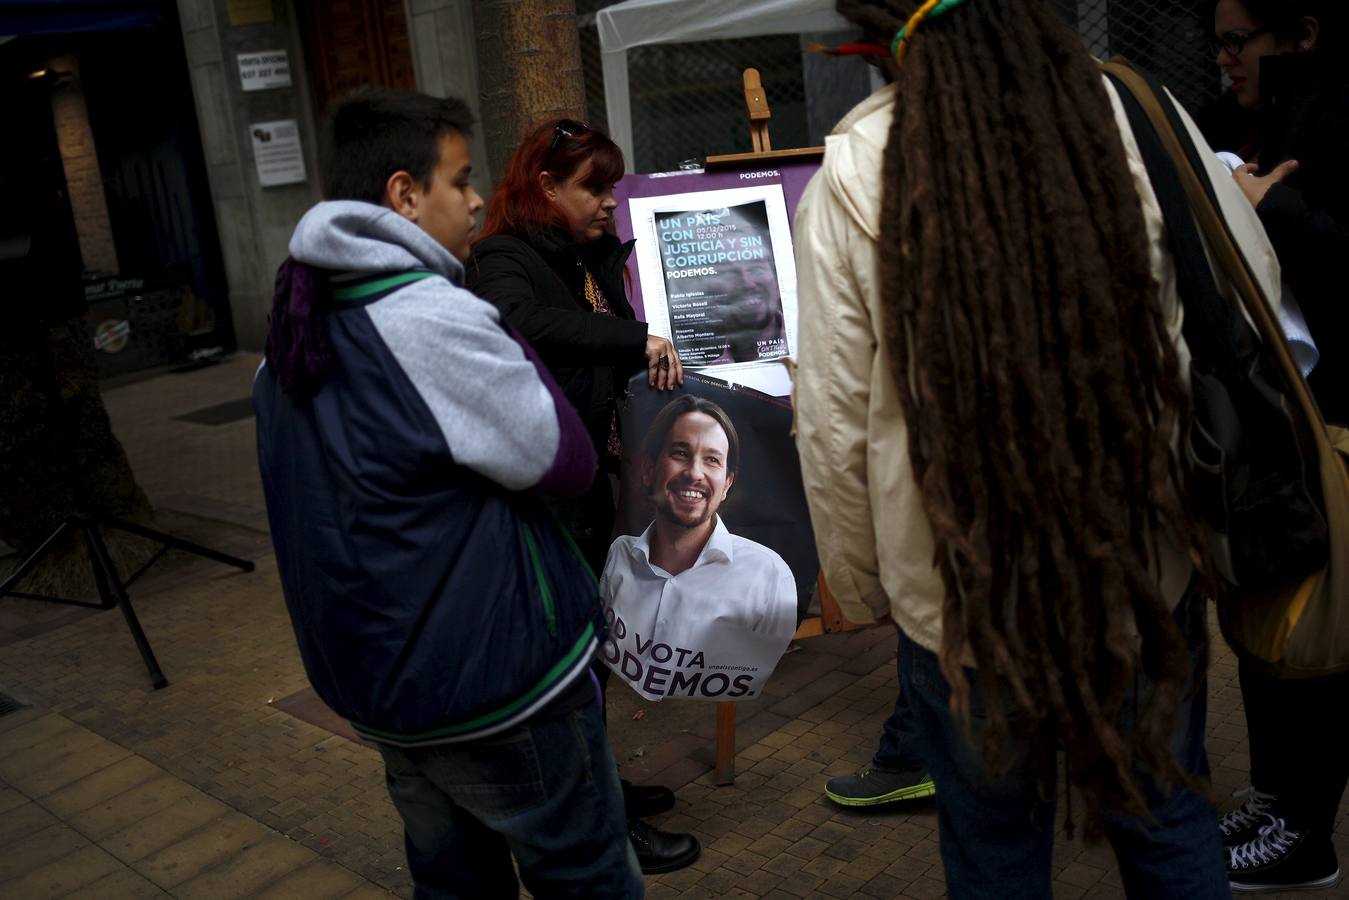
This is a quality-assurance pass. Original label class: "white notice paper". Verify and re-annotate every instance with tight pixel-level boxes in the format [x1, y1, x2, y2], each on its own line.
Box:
[237, 49, 292, 91]
[250, 120, 306, 187]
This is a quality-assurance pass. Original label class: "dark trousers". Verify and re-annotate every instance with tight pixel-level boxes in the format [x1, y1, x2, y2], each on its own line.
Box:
[1239, 660, 1349, 843]
[378, 697, 642, 900]
[898, 591, 1229, 899]
[872, 633, 928, 772]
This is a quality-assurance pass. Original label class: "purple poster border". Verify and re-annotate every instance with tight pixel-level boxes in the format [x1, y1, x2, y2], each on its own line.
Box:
[613, 159, 822, 322]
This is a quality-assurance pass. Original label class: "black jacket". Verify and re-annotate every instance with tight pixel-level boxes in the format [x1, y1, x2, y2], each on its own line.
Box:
[468, 229, 648, 454]
[1253, 51, 1348, 423]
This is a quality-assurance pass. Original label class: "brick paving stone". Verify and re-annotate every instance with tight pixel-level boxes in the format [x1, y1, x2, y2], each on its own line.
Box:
[73, 771, 204, 839]
[0, 724, 104, 781]
[800, 853, 847, 879]
[817, 871, 868, 898]
[101, 793, 231, 863]
[652, 863, 704, 892]
[0, 799, 60, 846]
[770, 817, 816, 843]
[836, 854, 888, 882]
[0, 822, 90, 882]
[0, 843, 123, 897]
[775, 872, 826, 897]
[902, 873, 949, 899]
[746, 833, 794, 859]
[136, 810, 274, 888]
[688, 846, 731, 874]
[860, 871, 910, 898]
[78, 866, 172, 898]
[0, 787, 28, 814]
[761, 850, 807, 878]
[688, 867, 740, 896]
[171, 833, 319, 898]
[337, 885, 396, 898]
[0, 713, 79, 755]
[39, 754, 163, 818]
[883, 853, 934, 883]
[721, 849, 770, 877]
[786, 834, 830, 860]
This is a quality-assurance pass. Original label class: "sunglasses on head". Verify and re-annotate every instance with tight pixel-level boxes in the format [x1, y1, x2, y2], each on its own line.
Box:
[1210, 27, 1268, 58]
[544, 119, 590, 170]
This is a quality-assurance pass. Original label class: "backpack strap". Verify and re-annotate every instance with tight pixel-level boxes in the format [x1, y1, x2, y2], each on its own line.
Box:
[1103, 68, 1248, 377]
[330, 268, 440, 306]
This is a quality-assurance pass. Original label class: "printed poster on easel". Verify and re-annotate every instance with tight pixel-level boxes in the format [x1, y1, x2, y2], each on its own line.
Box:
[616, 161, 820, 398]
[601, 373, 819, 702]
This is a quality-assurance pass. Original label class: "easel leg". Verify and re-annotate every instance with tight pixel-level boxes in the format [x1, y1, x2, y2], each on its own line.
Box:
[81, 523, 169, 690]
[715, 701, 737, 785]
[0, 520, 73, 596]
[105, 516, 254, 573]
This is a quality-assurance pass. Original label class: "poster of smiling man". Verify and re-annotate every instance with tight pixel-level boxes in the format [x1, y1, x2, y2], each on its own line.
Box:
[601, 373, 818, 703]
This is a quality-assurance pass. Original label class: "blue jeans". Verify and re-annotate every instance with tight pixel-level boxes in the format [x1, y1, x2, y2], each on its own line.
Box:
[378, 697, 643, 899]
[873, 633, 927, 771]
[898, 591, 1229, 900]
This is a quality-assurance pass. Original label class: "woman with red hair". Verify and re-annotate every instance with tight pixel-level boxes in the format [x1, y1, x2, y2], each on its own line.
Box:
[467, 119, 697, 876]
[470, 120, 682, 570]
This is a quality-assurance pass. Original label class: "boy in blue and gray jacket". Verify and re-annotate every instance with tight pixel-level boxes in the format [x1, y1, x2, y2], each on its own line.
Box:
[253, 89, 642, 899]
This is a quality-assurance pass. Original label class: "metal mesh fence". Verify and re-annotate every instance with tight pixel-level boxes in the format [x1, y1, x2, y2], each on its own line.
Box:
[1056, 0, 1221, 114]
[578, 0, 1224, 174]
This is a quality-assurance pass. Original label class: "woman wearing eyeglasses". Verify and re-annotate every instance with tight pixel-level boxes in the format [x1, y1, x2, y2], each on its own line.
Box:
[467, 119, 697, 877]
[1210, 0, 1345, 425]
[1208, 2, 1349, 895]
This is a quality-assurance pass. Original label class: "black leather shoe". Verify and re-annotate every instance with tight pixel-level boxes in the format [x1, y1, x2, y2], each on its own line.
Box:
[628, 818, 700, 874]
[621, 778, 676, 818]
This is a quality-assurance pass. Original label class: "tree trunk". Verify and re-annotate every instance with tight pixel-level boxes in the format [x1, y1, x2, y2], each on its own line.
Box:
[472, 0, 587, 184]
[0, 315, 154, 596]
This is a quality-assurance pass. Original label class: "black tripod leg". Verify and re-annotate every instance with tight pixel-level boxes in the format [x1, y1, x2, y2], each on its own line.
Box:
[82, 524, 169, 690]
[103, 516, 255, 573]
[0, 519, 74, 597]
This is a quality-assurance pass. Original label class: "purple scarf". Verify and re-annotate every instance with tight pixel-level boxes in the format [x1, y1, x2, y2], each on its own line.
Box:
[264, 257, 331, 396]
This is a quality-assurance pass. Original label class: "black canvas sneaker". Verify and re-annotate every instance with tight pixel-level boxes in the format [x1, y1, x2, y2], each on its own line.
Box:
[1228, 816, 1342, 894]
[1219, 786, 1279, 848]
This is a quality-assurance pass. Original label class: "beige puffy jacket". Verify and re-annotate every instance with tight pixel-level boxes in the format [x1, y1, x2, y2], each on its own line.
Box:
[793, 79, 1283, 655]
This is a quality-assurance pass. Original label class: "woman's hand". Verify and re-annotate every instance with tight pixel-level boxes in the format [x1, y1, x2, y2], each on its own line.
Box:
[1234, 160, 1299, 208]
[644, 335, 684, 391]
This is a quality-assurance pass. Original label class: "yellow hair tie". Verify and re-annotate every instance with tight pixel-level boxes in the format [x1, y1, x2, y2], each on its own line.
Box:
[891, 0, 970, 67]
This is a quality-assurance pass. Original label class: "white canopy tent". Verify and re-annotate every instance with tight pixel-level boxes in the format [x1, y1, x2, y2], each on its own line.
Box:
[595, 0, 853, 168]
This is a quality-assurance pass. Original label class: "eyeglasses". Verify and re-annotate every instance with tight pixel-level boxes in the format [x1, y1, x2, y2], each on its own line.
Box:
[544, 119, 589, 171]
[1210, 27, 1269, 58]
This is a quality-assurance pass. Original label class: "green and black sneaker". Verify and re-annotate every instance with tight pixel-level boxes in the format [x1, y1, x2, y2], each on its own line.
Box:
[825, 765, 936, 807]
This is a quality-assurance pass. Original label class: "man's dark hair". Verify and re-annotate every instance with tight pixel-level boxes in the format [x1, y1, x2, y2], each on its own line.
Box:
[322, 89, 475, 203]
[641, 395, 741, 477]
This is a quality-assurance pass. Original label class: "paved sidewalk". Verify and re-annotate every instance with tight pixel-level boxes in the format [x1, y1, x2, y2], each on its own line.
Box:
[0, 355, 1345, 899]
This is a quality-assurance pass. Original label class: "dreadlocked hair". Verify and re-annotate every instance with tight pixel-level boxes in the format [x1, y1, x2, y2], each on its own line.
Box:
[836, 0, 1211, 835]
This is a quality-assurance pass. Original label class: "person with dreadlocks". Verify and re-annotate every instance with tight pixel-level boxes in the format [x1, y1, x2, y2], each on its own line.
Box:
[794, 1, 1283, 896]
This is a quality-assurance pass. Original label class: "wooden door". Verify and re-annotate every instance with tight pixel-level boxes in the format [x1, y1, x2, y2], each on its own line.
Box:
[296, 0, 417, 113]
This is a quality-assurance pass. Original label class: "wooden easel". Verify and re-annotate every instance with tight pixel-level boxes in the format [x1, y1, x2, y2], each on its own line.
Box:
[704, 70, 873, 785]
[704, 68, 824, 169]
